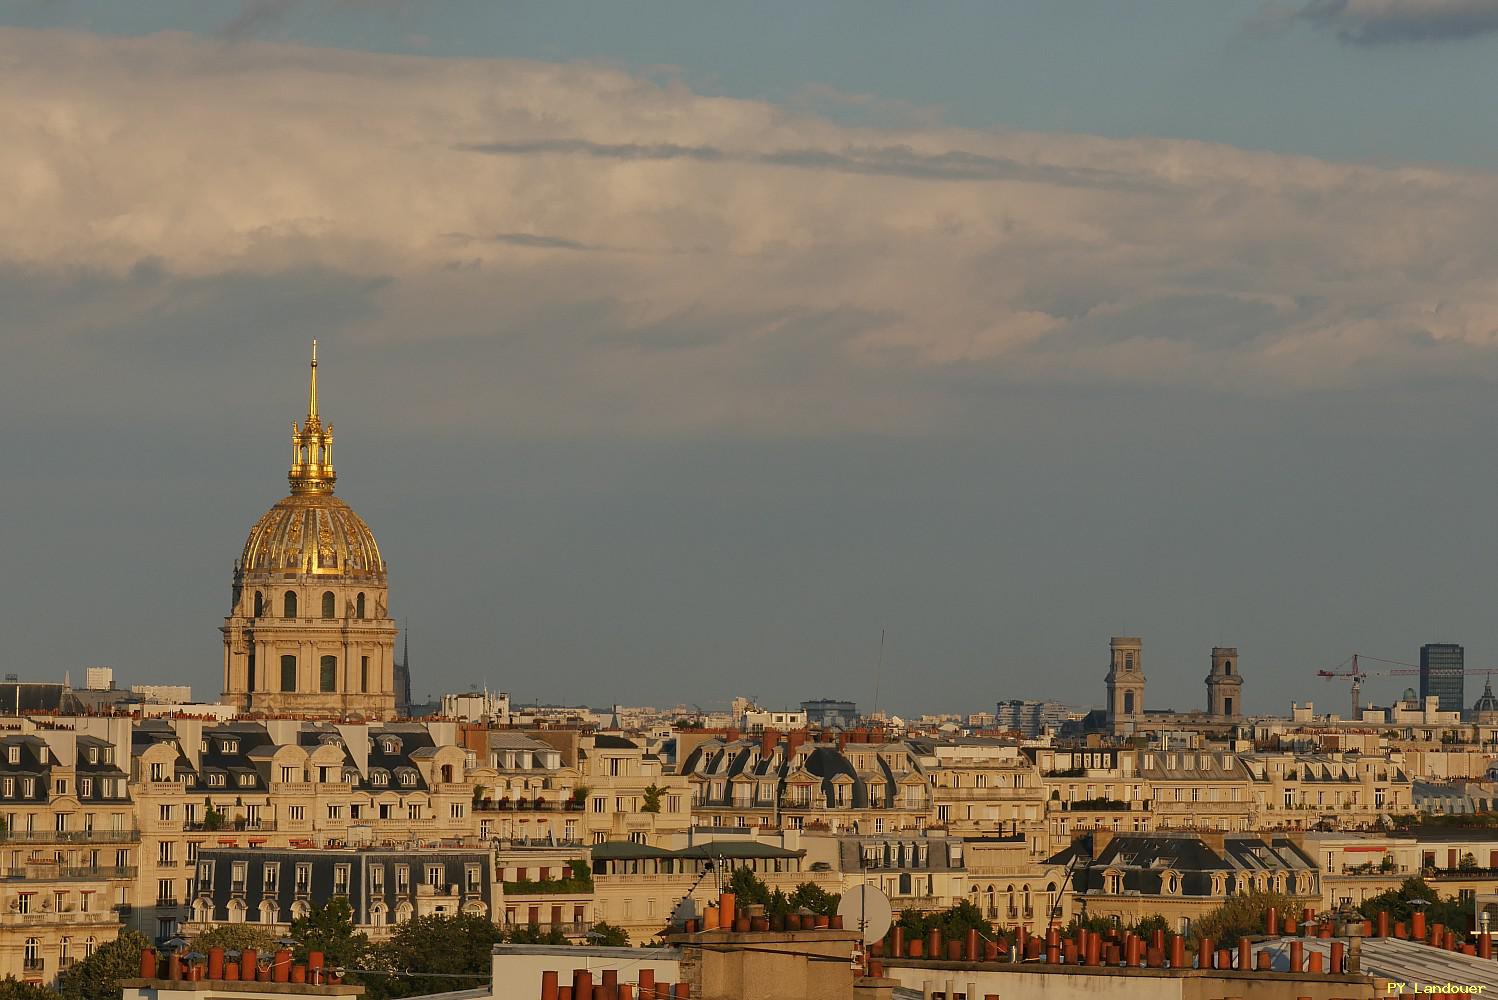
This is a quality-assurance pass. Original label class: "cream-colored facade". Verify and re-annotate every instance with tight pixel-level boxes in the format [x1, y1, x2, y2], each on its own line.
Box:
[221, 343, 397, 719]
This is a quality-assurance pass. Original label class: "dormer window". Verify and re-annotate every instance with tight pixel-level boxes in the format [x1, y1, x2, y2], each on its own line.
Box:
[220, 739, 239, 754]
[6, 747, 18, 765]
[371, 770, 389, 787]
[208, 773, 226, 787]
[399, 770, 417, 787]
[87, 748, 98, 765]
[238, 773, 255, 788]
[381, 737, 402, 755]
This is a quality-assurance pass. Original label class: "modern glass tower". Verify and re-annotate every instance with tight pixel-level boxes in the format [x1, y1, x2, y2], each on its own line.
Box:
[1419, 643, 1465, 714]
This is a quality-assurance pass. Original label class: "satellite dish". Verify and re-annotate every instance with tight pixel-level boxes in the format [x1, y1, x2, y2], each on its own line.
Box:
[837, 885, 893, 945]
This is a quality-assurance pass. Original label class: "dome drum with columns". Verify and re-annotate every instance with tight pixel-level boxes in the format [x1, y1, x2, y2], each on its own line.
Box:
[222, 343, 398, 719]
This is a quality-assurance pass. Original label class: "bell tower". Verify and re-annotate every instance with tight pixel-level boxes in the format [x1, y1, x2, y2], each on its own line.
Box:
[1105, 636, 1145, 734]
[1206, 646, 1243, 721]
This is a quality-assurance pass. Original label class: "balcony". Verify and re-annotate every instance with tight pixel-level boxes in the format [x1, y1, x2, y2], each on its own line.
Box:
[186, 820, 276, 833]
[0, 829, 139, 845]
[0, 865, 137, 881]
[22, 959, 43, 974]
[474, 800, 584, 813]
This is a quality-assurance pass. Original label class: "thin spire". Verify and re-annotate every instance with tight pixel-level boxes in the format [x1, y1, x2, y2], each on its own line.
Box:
[308, 339, 319, 422]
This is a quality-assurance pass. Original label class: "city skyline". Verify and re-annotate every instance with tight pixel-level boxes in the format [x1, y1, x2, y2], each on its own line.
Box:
[7, 5, 1498, 713]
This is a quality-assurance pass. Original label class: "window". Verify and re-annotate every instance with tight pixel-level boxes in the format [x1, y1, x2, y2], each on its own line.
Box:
[55, 778, 68, 795]
[466, 865, 481, 892]
[23, 938, 39, 971]
[333, 865, 350, 895]
[16, 893, 31, 914]
[361, 657, 369, 693]
[289, 806, 305, 821]
[426, 865, 443, 888]
[79, 778, 93, 797]
[264, 864, 279, 891]
[253, 591, 264, 617]
[356, 593, 366, 619]
[328, 804, 343, 820]
[370, 866, 384, 892]
[283, 591, 298, 618]
[158, 878, 175, 903]
[372, 771, 388, 787]
[451, 803, 465, 819]
[320, 656, 337, 692]
[208, 773, 225, 787]
[6, 746, 17, 765]
[281, 654, 297, 691]
[396, 866, 409, 892]
[407, 803, 422, 820]
[295, 864, 311, 893]
[281, 766, 297, 783]
[158, 841, 175, 864]
[322, 592, 336, 619]
[159, 805, 175, 822]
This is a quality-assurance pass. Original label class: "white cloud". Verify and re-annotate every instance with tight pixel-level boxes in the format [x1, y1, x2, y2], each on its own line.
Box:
[3, 27, 1498, 434]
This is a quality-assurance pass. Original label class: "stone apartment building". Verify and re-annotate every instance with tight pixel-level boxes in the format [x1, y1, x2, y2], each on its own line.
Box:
[679, 731, 933, 834]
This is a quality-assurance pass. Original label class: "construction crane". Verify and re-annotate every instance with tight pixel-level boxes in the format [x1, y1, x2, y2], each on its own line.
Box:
[1317, 652, 1497, 718]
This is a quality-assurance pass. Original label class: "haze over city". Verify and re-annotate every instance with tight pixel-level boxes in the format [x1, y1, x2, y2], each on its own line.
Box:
[7, 1, 1498, 715]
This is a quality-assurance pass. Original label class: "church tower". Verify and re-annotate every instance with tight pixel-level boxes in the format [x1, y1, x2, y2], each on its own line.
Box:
[1105, 636, 1145, 734]
[1205, 646, 1243, 721]
[221, 343, 398, 718]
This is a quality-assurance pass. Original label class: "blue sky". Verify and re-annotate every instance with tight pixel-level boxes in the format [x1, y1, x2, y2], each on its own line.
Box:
[5, 1, 1498, 716]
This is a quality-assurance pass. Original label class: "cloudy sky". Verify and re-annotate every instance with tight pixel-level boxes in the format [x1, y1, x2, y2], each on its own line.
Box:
[5, 1, 1498, 716]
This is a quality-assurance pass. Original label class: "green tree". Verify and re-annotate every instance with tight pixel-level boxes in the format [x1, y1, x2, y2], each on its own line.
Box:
[641, 784, 664, 814]
[587, 922, 630, 946]
[897, 900, 994, 944]
[365, 913, 504, 999]
[290, 898, 370, 969]
[0, 979, 54, 1000]
[505, 924, 568, 945]
[787, 882, 840, 917]
[188, 924, 279, 954]
[1357, 877, 1469, 929]
[58, 930, 151, 1000]
[1192, 891, 1298, 943]
[202, 806, 226, 831]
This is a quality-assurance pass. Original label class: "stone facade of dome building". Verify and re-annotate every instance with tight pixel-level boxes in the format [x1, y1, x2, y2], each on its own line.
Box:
[220, 343, 398, 719]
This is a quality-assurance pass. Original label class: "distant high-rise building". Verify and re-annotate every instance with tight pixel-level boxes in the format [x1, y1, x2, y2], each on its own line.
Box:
[1420, 643, 1464, 714]
[993, 699, 1067, 737]
[801, 699, 857, 729]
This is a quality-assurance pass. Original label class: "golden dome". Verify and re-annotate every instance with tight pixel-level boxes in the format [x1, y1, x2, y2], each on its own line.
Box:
[239, 341, 385, 580]
[240, 492, 385, 580]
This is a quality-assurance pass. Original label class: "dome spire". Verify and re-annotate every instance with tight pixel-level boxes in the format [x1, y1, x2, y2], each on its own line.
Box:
[289, 341, 336, 495]
[308, 338, 319, 423]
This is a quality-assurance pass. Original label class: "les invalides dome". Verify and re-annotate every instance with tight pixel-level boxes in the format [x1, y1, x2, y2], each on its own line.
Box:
[221, 343, 398, 719]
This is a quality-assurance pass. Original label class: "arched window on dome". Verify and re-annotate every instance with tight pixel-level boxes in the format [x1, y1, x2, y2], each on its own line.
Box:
[283, 591, 298, 619]
[253, 592, 264, 617]
[321, 592, 336, 619]
[320, 656, 338, 693]
[356, 593, 366, 619]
